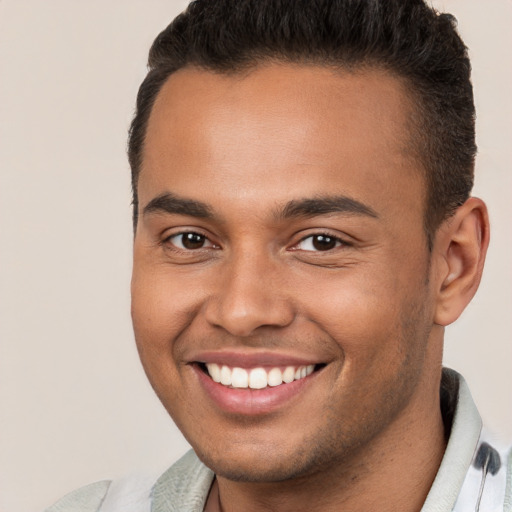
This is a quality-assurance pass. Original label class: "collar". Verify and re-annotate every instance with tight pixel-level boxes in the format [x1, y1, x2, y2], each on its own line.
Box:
[420, 368, 483, 511]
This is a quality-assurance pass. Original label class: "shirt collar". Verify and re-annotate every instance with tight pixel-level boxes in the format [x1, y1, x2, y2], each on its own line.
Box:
[421, 368, 482, 512]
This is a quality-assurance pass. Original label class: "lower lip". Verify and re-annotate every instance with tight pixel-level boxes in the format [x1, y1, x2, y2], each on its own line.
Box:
[193, 365, 319, 415]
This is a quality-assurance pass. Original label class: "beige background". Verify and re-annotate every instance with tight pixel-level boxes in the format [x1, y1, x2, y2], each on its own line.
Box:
[0, 1, 510, 511]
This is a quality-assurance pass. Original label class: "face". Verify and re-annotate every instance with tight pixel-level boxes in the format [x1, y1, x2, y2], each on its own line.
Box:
[131, 64, 441, 482]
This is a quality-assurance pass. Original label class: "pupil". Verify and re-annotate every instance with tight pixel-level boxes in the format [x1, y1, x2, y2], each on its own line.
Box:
[182, 233, 204, 249]
[312, 235, 336, 251]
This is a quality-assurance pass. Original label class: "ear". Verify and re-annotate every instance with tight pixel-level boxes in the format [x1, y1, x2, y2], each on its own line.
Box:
[433, 197, 490, 326]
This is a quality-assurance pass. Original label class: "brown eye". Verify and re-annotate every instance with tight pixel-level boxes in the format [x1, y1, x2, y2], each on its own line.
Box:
[296, 234, 343, 252]
[167, 232, 213, 250]
[312, 235, 337, 251]
[182, 233, 205, 249]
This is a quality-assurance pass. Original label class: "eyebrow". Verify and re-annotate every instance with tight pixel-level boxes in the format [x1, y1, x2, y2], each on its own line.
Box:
[278, 196, 378, 220]
[143, 192, 378, 221]
[143, 192, 213, 219]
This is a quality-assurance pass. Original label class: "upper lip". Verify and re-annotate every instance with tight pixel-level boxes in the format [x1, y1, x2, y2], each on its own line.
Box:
[188, 350, 326, 368]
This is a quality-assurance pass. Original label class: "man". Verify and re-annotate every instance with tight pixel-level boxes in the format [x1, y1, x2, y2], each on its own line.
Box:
[46, 0, 510, 511]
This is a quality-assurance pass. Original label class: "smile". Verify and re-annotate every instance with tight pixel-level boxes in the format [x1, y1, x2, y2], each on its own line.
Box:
[204, 363, 316, 389]
[191, 354, 326, 415]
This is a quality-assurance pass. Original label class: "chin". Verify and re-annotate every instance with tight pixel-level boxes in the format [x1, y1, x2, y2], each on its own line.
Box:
[191, 434, 344, 484]
[200, 454, 310, 483]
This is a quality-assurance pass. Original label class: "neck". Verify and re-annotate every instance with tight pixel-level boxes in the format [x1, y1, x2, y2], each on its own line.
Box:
[205, 366, 446, 512]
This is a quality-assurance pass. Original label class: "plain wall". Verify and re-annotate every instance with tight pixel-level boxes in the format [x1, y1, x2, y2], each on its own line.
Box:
[0, 1, 510, 511]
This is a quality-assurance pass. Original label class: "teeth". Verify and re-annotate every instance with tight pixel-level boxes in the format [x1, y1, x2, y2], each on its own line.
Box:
[249, 368, 267, 389]
[267, 368, 283, 387]
[220, 365, 232, 386]
[204, 363, 316, 389]
[283, 366, 295, 383]
[231, 367, 249, 388]
[206, 363, 221, 383]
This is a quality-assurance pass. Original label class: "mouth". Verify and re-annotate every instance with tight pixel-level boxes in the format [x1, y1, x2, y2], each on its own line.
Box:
[197, 362, 325, 390]
[189, 352, 328, 415]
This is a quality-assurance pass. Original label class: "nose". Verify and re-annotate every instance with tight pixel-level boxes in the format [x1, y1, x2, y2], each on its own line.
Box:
[204, 251, 295, 337]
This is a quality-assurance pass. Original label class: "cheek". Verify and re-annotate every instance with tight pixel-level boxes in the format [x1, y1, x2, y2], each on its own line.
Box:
[299, 266, 417, 370]
[131, 273, 181, 394]
[303, 267, 397, 331]
[131, 269, 197, 412]
[131, 263, 203, 346]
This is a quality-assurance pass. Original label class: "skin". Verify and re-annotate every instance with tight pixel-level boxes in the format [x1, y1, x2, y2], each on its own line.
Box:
[131, 64, 489, 512]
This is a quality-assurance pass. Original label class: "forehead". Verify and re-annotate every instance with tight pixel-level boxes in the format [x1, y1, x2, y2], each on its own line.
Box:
[141, 63, 424, 220]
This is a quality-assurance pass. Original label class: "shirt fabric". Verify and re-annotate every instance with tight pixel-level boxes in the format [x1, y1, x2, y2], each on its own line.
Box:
[44, 369, 512, 512]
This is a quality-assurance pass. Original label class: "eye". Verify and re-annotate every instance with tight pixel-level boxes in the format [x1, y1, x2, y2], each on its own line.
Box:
[166, 232, 216, 250]
[295, 234, 343, 252]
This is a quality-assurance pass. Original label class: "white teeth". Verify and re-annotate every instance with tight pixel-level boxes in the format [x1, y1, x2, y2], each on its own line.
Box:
[282, 366, 295, 383]
[231, 367, 249, 388]
[249, 368, 268, 389]
[206, 363, 221, 383]
[204, 363, 317, 389]
[220, 365, 232, 386]
[267, 367, 283, 387]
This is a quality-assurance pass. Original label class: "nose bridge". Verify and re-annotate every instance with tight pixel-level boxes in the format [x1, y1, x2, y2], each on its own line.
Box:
[204, 243, 294, 337]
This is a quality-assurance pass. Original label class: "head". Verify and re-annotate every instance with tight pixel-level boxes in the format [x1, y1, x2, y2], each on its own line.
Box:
[129, 0, 477, 249]
[129, 0, 488, 485]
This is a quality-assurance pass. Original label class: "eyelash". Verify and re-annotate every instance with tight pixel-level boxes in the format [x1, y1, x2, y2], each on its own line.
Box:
[163, 231, 217, 251]
[162, 231, 348, 253]
[293, 233, 348, 252]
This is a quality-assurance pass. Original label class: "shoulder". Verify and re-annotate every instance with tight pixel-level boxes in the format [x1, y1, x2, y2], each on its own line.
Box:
[151, 449, 215, 511]
[453, 429, 512, 512]
[43, 450, 214, 512]
[427, 370, 512, 512]
[44, 480, 111, 512]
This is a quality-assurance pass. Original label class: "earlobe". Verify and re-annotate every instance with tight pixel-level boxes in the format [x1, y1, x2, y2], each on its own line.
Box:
[433, 197, 490, 326]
